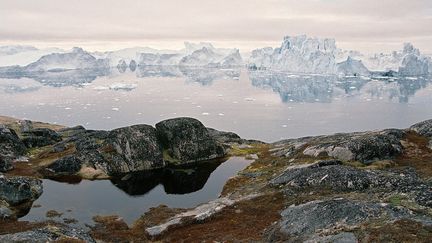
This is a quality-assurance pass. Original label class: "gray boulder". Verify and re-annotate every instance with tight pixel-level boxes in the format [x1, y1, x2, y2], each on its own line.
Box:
[0, 156, 13, 172]
[207, 127, 243, 144]
[102, 125, 164, 174]
[0, 200, 14, 219]
[273, 198, 408, 238]
[0, 176, 43, 206]
[0, 225, 95, 243]
[22, 128, 62, 148]
[411, 119, 432, 149]
[18, 120, 33, 133]
[0, 126, 25, 172]
[301, 129, 404, 163]
[47, 155, 82, 175]
[271, 162, 432, 207]
[411, 119, 432, 137]
[156, 118, 226, 164]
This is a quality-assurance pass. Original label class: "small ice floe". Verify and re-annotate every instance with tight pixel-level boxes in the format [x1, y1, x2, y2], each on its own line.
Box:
[202, 112, 210, 116]
[233, 77, 240, 80]
[282, 125, 288, 128]
[349, 86, 356, 90]
[406, 77, 418, 80]
[244, 97, 255, 102]
[109, 83, 137, 91]
[64, 107, 72, 110]
[112, 107, 120, 111]
[233, 101, 238, 104]
[218, 113, 225, 116]
[93, 86, 109, 91]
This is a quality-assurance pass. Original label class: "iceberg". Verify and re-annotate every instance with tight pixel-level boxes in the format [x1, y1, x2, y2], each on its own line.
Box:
[361, 43, 430, 76]
[23, 47, 109, 72]
[248, 35, 339, 74]
[336, 57, 370, 76]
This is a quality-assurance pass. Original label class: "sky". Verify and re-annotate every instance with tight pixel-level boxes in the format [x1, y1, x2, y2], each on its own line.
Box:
[0, 0, 431, 53]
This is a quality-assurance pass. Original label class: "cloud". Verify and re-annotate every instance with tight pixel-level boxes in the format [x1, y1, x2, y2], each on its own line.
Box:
[0, 0, 431, 52]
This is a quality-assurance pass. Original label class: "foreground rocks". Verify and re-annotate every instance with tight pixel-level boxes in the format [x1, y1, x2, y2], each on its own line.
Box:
[1, 115, 432, 242]
[0, 117, 229, 179]
[0, 174, 43, 219]
[0, 224, 94, 242]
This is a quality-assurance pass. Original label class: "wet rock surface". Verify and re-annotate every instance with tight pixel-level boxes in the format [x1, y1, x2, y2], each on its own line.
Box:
[156, 118, 226, 164]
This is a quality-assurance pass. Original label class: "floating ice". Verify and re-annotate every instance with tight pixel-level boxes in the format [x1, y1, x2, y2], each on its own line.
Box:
[109, 83, 137, 91]
[93, 86, 109, 91]
[112, 107, 120, 111]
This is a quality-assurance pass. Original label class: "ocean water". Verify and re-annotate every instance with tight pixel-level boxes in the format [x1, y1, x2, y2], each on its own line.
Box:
[1, 67, 431, 142]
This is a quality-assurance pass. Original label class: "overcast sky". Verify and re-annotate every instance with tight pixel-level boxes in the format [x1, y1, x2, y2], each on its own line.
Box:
[1, 0, 431, 53]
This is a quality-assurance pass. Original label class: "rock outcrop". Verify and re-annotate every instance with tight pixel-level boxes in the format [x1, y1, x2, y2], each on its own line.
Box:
[0, 126, 26, 171]
[156, 118, 226, 164]
[22, 128, 62, 148]
[411, 119, 432, 149]
[267, 198, 413, 241]
[271, 161, 432, 207]
[0, 174, 43, 218]
[0, 224, 95, 242]
[101, 125, 165, 174]
[32, 118, 228, 177]
[275, 129, 405, 163]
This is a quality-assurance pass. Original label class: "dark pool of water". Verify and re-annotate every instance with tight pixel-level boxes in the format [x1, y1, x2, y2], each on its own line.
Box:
[21, 156, 252, 225]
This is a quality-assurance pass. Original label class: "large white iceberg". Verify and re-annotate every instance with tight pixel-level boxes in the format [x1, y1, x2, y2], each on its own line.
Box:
[360, 43, 430, 76]
[23, 47, 109, 72]
[248, 35, 339, 74]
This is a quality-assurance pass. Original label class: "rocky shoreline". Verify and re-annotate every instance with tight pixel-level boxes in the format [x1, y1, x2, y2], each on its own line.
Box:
[1, 115, 432, 242]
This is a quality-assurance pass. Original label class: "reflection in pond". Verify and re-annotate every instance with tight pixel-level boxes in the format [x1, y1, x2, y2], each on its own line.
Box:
[112, 158, 224, 195]
[22, 157, 251, 225]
